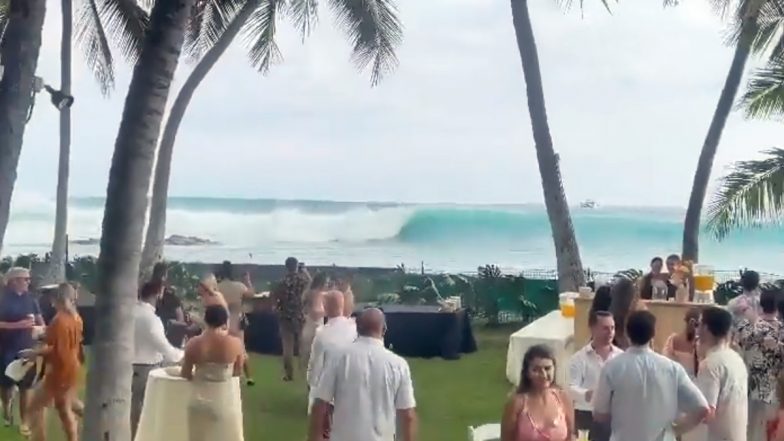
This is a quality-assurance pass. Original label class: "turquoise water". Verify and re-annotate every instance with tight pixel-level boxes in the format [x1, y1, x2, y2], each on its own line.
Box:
[4, 197, 782, 273]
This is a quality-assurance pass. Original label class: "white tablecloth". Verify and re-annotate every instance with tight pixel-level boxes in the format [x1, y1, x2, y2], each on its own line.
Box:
[134, 368, 243, 441]
[506, 310, 575, 386]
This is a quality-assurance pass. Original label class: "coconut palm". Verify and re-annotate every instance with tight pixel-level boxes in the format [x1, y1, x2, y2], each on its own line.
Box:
[681, 0, 772, 263]
[510, 0, 598, 292]
[82, 0, 193, 439]
[45, 0, 148, 284]
[139, 0, 402, 280]
[0, 0, 47, 256]
[706, 148, 784, 239]
[0, 0, 147, 265]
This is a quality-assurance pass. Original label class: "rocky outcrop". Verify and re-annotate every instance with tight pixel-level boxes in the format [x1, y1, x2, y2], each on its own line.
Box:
[70, 235, 218, 247]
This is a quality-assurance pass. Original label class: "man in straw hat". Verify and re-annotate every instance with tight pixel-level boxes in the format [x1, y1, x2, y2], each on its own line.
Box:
[0, 267, 44, 435]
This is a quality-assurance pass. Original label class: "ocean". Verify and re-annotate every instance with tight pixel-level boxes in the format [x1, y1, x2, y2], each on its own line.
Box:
[4, 196, 783, 274]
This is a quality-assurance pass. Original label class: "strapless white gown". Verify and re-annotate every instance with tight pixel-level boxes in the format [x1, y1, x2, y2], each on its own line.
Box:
[187, 363, 244, 441]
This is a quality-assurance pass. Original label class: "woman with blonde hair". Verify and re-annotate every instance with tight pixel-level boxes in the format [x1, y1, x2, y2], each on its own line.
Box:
[23, 283, 83, 441]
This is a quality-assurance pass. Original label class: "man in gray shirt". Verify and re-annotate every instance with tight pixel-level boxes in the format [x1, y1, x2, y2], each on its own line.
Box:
[593, 310, 709, 441]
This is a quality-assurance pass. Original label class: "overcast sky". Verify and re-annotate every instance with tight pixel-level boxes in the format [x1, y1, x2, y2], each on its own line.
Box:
[12, 0, 784, 207]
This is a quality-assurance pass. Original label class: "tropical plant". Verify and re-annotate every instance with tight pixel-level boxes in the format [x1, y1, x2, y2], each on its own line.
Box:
[0, 0, 47, 256]
[509, 0, 586, 293]
[139, 0, 403, 279]
[706, 148, 784, 238]
[82, 1, 194, 439]
[44, 0, 148, 284]
[680, 0, 774, 263]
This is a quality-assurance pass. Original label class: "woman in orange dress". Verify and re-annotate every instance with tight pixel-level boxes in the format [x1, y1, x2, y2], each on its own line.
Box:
[24, 283, 83, 441]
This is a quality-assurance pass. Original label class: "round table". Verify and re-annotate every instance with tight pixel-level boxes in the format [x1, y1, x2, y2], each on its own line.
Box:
[133, 367, 243, 441]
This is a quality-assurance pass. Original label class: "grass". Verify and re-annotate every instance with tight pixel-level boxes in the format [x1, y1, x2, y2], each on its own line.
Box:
[0, 326, 514, 441]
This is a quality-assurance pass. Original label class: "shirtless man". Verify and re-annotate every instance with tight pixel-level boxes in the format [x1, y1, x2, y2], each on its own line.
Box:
[216, 261, 255, 386]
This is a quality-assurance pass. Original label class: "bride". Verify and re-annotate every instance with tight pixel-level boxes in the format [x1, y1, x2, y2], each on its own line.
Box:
[180, 304, 246, 441]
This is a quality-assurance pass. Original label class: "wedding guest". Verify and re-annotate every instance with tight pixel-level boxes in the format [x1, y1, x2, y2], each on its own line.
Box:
[687, 306, 748, 441]
[335, 275, 355, 317]
[663, 307, 701, 378]
[24, 283, 83, 441]
[0, 267, 44, 434]
[640, 257, 665, 300]
[302, 272, 330, 375]
[501, 344, 573, 441]
[198, 274, 227, 309]
[132, 281, 184, 438]
[180, 305, 245, 441]
[153, 263, 188, 348]
[307, 290, 357, 414]
[309, 308, 417, 441]
[666, 254, 682, 298]
[216, 261, 254, 385]
[593, 310, 709, 441]
[589, 286, 612, 316]
[272, 257, 310, 381]
[608, 278, 645, 350]
[729, 270, 762, 322]
[735, 289, 782, 441]
[568, 311, 621, 441]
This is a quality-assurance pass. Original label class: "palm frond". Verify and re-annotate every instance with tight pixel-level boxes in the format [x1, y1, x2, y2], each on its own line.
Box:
[740, 57, 784, 118]
[76, 0, 115, 95]
[242, 0, 282, 74]
[328, 0, 402, 86]
[98, 0, 150, 64]
[185, 0, 247, 61]
[287, 0, 319, 39]
[706, 148, 784, 239]
[749, 0, 784, 58]
[558, 0, 615, 14]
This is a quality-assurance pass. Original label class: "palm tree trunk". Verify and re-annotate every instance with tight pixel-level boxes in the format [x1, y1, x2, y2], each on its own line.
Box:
[45, 0, 73, 284]
[0, 0, 47, 255]
[81, 0, 193, 440]
[140, 0, 260, 280]
[682, 25, 754, 263]
[510, 0, 584, 293]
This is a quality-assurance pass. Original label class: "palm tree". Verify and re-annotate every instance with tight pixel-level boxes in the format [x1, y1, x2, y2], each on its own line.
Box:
[139, 0, 402, 279]
[510, 0, 589, 292]
[44, 0, 148, 284]
[706, 148, 784, 239]
[0, 0, 47, 256]
[82, 0, 193, 439]
[681, 0, 767, 263]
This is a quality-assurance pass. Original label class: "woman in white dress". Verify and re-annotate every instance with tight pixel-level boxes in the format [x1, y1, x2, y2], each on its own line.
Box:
[180, 305, 246, 441]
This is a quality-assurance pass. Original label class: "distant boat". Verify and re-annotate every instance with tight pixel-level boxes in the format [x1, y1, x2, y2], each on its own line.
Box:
[580, 200, 598, 209]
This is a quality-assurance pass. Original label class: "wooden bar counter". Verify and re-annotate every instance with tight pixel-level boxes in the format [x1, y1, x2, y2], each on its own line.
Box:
[574, 297, 708, 352]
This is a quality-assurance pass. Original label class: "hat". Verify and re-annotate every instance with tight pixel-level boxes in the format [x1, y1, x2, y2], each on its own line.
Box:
[4, 359, 33, 383]
[4, 267, 30, 284]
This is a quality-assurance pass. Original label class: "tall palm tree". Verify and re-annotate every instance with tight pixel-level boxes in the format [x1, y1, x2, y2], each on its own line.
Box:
[0, 0, 47, 256]
[706, 148, 784, 238]
[139, 0, 402, 280]
[82, 0, 193, 439]
[44, 0, 148, 284]
[681, 0, 767, 263]
[510, 0, 592, 292]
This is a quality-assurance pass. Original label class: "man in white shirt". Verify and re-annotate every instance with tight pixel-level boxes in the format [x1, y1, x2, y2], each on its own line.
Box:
[679, 306, 747, 441]
[131, 281, 184, 438]
[569, 310, 623, 441]
[308, 308, 417, 441]
[594, 310, 709, 441]
[307, 290, 357, 414]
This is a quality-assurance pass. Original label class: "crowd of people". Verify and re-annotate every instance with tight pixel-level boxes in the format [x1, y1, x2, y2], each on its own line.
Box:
[502, 264, 784, 441]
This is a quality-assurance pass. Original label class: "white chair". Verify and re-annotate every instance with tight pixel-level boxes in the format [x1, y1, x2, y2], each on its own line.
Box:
[468, 423, 501, 441]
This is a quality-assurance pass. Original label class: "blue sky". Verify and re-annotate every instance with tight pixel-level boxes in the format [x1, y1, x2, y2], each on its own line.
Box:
[12, 0, 784, 206]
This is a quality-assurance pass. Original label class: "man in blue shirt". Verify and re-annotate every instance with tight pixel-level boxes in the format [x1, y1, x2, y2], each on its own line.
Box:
[0, 267, 44, 434]
[593, 310, 709, 441]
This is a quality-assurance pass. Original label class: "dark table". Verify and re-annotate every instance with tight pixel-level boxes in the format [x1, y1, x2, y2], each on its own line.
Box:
[245, 305, 477, 360]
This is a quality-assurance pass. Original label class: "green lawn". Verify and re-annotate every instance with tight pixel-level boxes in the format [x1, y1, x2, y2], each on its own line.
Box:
[0, 326, 513, 441]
